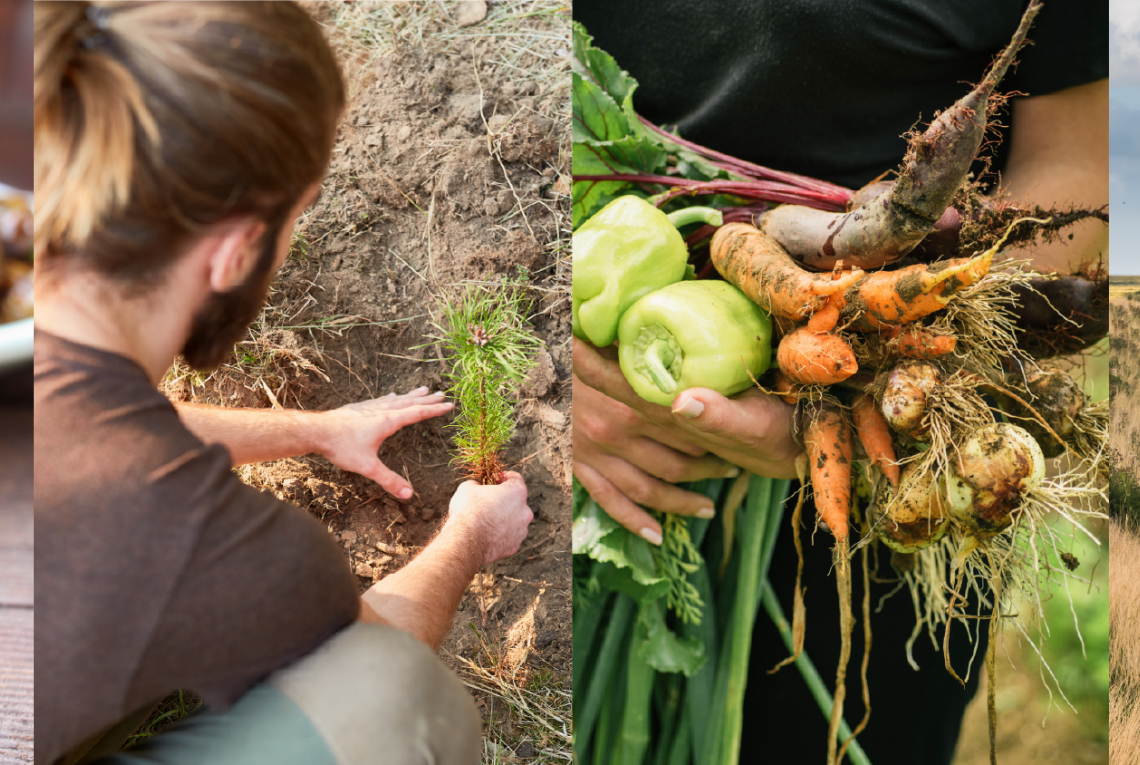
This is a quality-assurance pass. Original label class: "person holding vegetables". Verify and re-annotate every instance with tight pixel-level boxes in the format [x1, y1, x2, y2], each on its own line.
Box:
[573, 1, 1106, 763]
[34, 4, 533, 764]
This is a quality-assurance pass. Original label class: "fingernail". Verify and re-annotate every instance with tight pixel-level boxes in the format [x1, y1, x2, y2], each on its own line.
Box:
[415, 385, 429, 393]
[725, 466, 741, 478]
[434, 390, 446, 396]
[388, 392, 397, 397]
[640, 527, 663, 546]
[696, 506, 715, 519]
[399, 487, 414, 499]
[672, 394, 704, 419]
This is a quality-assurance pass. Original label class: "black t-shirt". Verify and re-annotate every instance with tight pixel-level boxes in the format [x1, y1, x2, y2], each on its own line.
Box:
[575, 0, 1107, 189]
[34, 331, 360, 765]
[573, 3, 1105, 762]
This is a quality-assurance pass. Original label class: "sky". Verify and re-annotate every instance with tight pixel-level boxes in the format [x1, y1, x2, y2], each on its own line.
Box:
[1113, 0, 1140, 273]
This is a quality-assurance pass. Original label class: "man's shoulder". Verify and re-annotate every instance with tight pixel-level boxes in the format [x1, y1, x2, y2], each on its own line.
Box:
[34, 331, 236, 525]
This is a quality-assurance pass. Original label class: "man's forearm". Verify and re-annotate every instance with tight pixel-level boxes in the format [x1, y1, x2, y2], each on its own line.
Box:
[360, 518, 488, 649]
[174, 402, 327, 465]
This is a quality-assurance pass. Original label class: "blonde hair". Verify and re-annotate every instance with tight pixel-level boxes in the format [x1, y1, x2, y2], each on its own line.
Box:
[35, 1, 344, 282]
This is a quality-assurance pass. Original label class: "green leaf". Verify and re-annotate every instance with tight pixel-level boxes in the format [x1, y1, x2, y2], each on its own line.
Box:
[574, 498, 670, 602]
[572, 495, 621, 552]
[592, 560, 670, 605]
[572, 22, 640, 133]
[573, 73, 630, 144]
[572, 138, 666, 227]
[638, 601, 707, 676]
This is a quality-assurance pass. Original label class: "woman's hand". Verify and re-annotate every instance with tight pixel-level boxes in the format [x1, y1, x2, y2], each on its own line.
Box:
[574, 338, 802, 542]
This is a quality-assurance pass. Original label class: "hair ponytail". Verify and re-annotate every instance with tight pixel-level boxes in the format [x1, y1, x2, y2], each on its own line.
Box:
[34, 2, 344, 284]
[36, 2, 158, 256]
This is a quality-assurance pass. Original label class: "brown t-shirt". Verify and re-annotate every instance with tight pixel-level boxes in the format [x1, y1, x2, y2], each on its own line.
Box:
[34, 331, 360, 764]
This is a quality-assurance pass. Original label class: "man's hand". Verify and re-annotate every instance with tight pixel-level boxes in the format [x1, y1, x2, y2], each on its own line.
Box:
[574, 338, 801, 540]
[446, 472, 533, 566]
[316, 387, 454, 500]
[360, 471, 533, 647]
[174, 387, 452, 498]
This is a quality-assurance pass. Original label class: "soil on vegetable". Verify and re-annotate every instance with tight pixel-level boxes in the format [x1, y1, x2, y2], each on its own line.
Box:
[164, 3, 571, 756]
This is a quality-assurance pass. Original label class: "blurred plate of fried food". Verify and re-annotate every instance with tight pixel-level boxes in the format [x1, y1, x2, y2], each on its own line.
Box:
[0, 183, 31, 374]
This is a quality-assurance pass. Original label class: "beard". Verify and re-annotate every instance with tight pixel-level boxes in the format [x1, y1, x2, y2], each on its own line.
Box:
[180, 213, 286, 371]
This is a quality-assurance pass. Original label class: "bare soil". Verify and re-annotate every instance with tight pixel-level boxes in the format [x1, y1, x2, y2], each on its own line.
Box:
[165, 3, 571, 757]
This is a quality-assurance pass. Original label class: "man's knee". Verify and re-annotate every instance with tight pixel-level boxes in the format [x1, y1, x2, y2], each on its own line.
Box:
[268, 623, 481, 765]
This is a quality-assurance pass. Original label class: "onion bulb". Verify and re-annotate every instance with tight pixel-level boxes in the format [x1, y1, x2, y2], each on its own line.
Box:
[872, 462, 951, 553]
[945, 422, 1045, 536]
[880, 363, 940, 441]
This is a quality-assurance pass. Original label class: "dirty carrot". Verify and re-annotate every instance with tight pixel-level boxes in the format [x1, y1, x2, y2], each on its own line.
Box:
[838, 248, 995, 331]
[773, 369, 801, 405]
[710, 222, 863, 322]
[852, 393, 900, 489]
[892, 326, 958, 359]
[803, 400, 853, 541]
[778, 325, 859, 386]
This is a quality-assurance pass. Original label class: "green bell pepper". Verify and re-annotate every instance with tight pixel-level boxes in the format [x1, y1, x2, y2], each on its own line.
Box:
[618, 280, 772, 406]
[572, 196, 722, 348]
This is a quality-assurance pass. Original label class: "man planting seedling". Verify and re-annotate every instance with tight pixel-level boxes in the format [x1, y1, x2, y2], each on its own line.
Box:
[34, 3, 534, 764]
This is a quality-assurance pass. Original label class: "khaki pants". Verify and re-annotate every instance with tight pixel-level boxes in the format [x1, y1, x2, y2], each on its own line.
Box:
[74, 623, 481, 765]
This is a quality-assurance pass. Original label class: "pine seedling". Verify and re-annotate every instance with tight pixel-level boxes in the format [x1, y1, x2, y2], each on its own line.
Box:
[430, 277, 541, 484]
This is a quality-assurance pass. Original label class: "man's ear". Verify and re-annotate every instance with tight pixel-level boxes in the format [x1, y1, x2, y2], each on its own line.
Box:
[206, 218, 267, 292]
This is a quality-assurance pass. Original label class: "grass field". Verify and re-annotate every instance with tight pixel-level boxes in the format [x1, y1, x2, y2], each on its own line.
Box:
[1112, 522, 1140, 765]
[1110, 275, 1140, 299]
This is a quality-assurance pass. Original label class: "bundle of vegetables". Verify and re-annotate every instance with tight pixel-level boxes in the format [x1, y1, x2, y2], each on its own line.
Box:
[572, 3, 1108, 764]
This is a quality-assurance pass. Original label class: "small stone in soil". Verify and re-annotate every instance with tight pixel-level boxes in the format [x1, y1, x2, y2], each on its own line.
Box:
[375, 541, 400, 555]
[514, 740, 535, 759]
[456, 1, 487, 28]
[340, 530, 357, 544]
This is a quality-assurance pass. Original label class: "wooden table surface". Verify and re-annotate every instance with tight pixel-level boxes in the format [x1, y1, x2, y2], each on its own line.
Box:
[0, 403, 32, 763]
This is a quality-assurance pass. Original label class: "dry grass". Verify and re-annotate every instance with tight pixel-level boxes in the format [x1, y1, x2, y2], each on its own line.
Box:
[315, 0, 571, 123]
[452, 647, 572, 763]
[1110, 276, 1140, 300]
[1111, 521, 1140, 764]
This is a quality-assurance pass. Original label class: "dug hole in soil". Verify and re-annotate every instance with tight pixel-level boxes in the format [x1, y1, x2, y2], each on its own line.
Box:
[164, 3, 572, 741]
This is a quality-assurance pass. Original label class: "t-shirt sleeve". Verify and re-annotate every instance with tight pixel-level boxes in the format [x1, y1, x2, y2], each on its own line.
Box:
[126, 448, 360, 711]
[1003, 0, 1108, 97]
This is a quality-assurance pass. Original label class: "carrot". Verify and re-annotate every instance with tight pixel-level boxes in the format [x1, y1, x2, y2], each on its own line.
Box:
[892, 326, 957, 359]
[806, 301, 841, 334]
[778, 325, 859, 385]
[773, 369, 800, 405]
[754, 0, 1042, 272]
[803, 400, 853, 541]
[710, 222, 863, 323]
[852, 393, 900, 489]
[838, 247, 995, 331]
